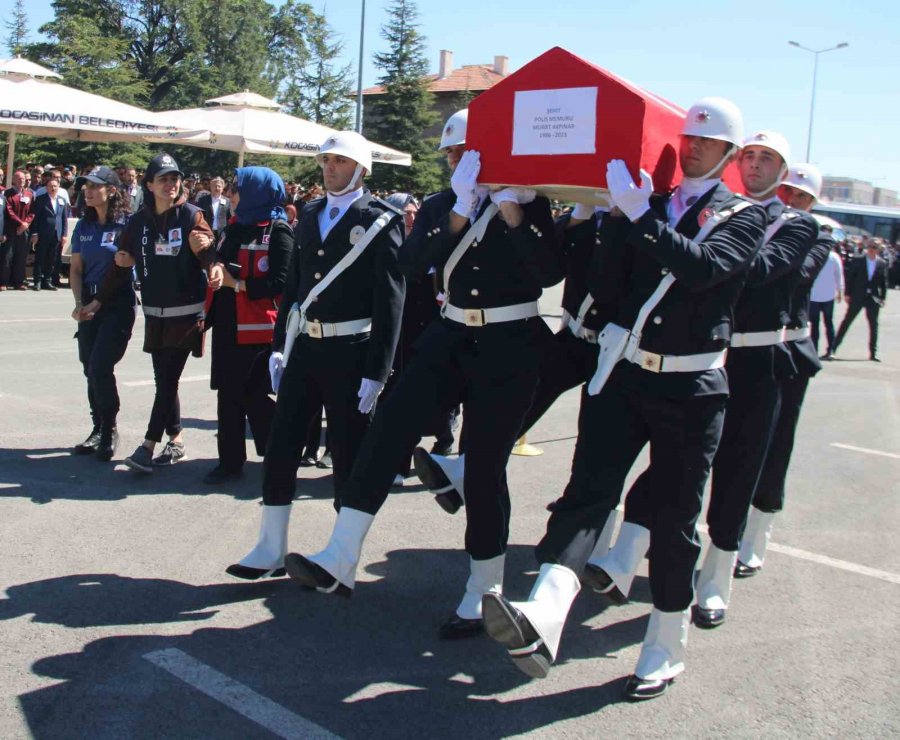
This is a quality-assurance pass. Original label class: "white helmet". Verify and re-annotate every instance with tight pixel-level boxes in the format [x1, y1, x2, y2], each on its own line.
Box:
[681, 97, 744, 147]
[742, 130, 791, 167]
[439, 109, 468, 151]
[780, 162, 822, 200]
[316, 130, 372, 174]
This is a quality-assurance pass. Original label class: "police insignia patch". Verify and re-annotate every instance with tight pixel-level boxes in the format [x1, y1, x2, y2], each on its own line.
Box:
[698, 207, 714, 227]
[696, 111, 711, 123]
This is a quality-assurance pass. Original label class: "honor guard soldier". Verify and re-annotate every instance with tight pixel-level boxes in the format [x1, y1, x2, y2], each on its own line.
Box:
[281, 118, 564, 640]
[588, 131, 818, 631]
[479, 98, 767, 700]
[227, 130, 405, 581]
[738, 165, 834, 575]
[415, 197, 618, 543]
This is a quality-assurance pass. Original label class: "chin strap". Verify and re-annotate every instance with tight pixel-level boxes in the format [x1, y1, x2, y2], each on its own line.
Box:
[696, 145, 738, 182]
[328, 164, 364, 196]
[747, 162, 789, 200]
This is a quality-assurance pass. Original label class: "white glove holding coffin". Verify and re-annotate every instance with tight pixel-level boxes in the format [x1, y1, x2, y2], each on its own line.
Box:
[490, 187, 536, 205]
[450, 150, 481, 218]
[606, 159, 653, 222]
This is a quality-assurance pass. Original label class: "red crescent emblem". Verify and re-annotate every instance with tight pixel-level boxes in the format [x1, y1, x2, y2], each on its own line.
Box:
[698, 207, 714, 227]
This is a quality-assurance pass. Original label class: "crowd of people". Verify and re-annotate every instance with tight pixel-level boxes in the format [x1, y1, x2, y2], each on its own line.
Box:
[0, 101, 895, 703]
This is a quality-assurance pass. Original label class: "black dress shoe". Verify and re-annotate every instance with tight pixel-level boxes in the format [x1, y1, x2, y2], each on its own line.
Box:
[298, 455, 317, 467]
[95, 428, 119, 462]
[439, 614, 484, 640]
[412, 447, 463, 514]
[623, 674, 674, 701]
[73, 428, 102, 455]
[41, 282, 57, 291]
[482, 592, 552, 678]
[734, 560, 761, 578]
[430, 442, 453, 457]
[203, 465, 244, 484]
[871, 354, 881, 362]
[581, 564, 628, 604]
[225, 563, 287, 580]
[820, 351, 834, 361]
[692, 604, 726, 629]
[284, 553, 351, 597]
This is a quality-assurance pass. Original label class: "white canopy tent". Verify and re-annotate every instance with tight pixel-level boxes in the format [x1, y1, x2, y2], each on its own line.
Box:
[0, 57, 200, 179]
[160, 91, 411, 168]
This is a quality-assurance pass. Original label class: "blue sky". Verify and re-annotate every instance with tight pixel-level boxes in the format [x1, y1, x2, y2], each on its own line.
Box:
[6, 0, 899, 191]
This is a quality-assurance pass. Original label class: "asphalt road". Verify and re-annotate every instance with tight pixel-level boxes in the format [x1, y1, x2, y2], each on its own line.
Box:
[0, 285, 898, 739]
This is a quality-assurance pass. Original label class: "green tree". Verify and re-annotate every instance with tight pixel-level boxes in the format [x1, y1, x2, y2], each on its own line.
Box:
[365, 0, 441, 193]
[5, 0, 29, 56]
[281, 11, 353, 129]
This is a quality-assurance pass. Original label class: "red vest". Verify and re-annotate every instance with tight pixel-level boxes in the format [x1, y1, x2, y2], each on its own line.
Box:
[205, 222, 280, 345]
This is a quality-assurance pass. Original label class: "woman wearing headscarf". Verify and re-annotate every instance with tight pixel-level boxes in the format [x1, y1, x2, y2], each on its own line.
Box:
[202, 167, 293, 483]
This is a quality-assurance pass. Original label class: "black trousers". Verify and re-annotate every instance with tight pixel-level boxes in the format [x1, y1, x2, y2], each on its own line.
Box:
[33, 237, 58, 286]
[263, 335, 372, 508]
[809, 300, 835, 353]
[341, 318, 547, 560]
[834, 297, 880, 356]
[146, 348, 191, 442]
[753, 374, 811, 513]
[705, 366, 781, 551]
[215, 344, 275, 471]
[0, 233, 28, 287]
[76, 302, 135, 428]
[518, 328, 598, 438]
[535, 376, 726, 612]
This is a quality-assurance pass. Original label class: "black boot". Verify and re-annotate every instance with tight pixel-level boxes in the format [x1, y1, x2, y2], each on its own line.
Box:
[74, 428, 102, 455]
[96, 427, 119, 462]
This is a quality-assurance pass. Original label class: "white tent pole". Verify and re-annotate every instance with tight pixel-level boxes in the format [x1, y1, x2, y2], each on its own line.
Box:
[237, 149, 244, 168]
[5, 130, 16, 186]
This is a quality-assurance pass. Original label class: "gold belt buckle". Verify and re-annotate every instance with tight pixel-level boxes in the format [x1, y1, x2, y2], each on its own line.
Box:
[641, 351, 662, 373]
[464, 309, 485, 327]
[307, 321, 323, 339]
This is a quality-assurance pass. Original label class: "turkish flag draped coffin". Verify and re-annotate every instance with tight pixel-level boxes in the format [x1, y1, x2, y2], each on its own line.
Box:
[467, 47, 688, 204]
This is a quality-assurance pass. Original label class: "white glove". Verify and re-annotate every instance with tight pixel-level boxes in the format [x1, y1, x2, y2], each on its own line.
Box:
[450, 150, 481, 218]
[606, 159, 653, 222]
[268, 352, 284, 393]
[570, 202, 595, 221]
[357, 377, 385, 414]
[490, 187, 536, 206]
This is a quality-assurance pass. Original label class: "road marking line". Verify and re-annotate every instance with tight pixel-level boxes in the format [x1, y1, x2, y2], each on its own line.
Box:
[830, 442, 900, 460]
[124, 375, 210, 387]
[766, 543, 900, 586]
[144, 648, 342, 740]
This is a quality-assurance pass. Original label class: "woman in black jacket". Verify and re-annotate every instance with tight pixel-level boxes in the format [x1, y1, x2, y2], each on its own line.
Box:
[202, 167, 293, 483]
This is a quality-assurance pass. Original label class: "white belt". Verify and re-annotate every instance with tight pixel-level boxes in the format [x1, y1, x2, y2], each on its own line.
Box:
[442, 301, 539, 327]
[628, 347, 728, 373]
[568, 322, 598, 344]
[142, 301, 205, 318]
[730, 328, 787, 348]
[784, 325, 811, 342]
[302, 317, 372, 339]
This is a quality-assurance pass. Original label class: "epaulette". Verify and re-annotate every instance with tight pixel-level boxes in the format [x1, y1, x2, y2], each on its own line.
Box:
[372, 196, 405, 217]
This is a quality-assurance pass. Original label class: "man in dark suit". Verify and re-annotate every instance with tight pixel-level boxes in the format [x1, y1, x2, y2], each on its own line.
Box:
[833, 239, 889, 361]
[196, 177, 230, 239]
[28, 169, 69, 290]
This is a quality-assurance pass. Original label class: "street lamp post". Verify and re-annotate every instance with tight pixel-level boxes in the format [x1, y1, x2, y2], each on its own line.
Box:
[355, 0, 366, 133]
[788, 40, 849, 161]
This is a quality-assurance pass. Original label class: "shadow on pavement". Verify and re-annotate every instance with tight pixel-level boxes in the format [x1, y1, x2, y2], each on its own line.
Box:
[7, 546, 648, 739]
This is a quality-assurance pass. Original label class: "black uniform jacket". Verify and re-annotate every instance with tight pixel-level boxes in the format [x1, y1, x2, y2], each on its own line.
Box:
[273, 192, 405, 384]
[729, 200, 818, 383]
[589, 183, 767, 397]
[844, 255, 889, 304]
[406, 195, 563, 310]
[787, 229, 835, 377]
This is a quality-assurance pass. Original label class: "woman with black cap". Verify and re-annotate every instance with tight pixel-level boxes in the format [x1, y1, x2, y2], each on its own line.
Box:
[69, 165, 135, 461]
[202, 167, 293, 483]
[81, 152, 214, 472]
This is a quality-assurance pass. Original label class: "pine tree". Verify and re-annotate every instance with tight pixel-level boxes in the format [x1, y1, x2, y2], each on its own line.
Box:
[5, 0, 29, 56]
[365, 0, 442, 193]
[282, 12, 354, 130]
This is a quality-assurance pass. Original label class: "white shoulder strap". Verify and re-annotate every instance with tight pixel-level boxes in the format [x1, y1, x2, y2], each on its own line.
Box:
[569, 292, 596, 333]
[298, 211, 393, 316]
[442, 203, 499, 300]
[762, 210, 799, 245]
